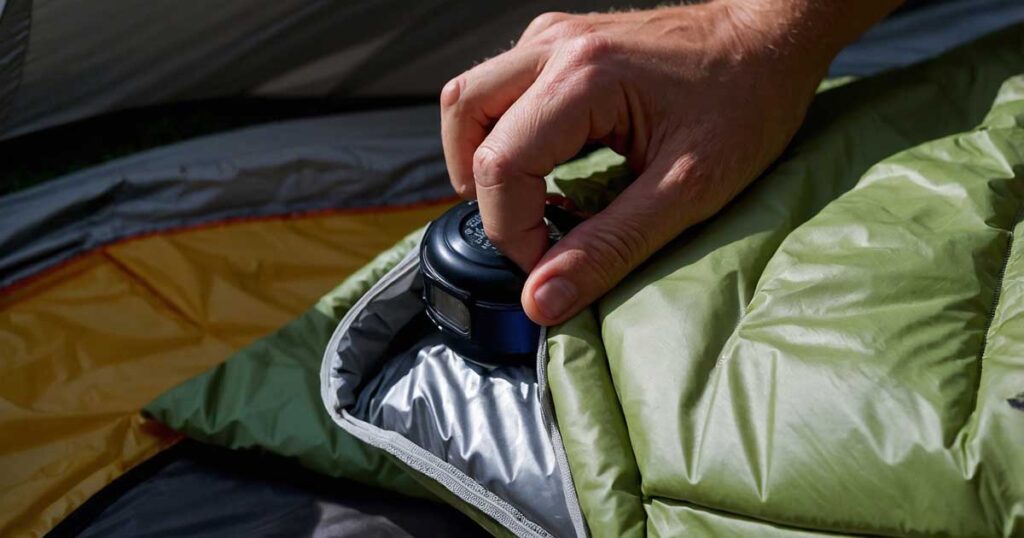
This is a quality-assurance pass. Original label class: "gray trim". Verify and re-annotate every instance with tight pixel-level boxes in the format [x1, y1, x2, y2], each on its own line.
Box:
[0, 105, 454, 289]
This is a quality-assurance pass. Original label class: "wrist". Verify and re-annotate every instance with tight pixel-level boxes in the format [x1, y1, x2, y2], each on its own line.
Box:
[712, 0, 902, 78]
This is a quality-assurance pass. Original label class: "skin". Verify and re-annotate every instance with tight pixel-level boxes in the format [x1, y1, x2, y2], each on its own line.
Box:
[441, 0, 904, 326]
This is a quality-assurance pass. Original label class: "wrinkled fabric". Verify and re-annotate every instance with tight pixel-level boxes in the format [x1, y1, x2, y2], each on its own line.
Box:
[0, 0, 29, 132]
[589, 32, 1024, 538]
[344, 302, 572, 536]
[146, 24, 1024, 538]
[354, 335, 571, 537]
[829, 0, 1024, 77]
[0, 105, 454, 289]
[55, 441, 487, 538]
[321, 249, 575, 537]
[0, 206, 449, 538]
[5, 0, 1021, 139]
[1, 0, 666, 138]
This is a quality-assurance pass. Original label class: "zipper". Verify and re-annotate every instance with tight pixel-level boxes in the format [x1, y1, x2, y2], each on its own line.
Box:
[535, 327, 591, 538]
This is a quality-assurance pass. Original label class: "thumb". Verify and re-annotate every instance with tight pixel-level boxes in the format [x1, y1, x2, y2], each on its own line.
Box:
[522, 159, 698, 326]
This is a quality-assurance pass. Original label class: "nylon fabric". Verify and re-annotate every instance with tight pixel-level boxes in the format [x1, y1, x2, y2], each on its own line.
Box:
[140, 24, 1024, 538]
[57, 441, 487, 538]
[537, 25, 1024, 538]
[598, 32, 1024, 536]
[546, 312, 644, 538]
[0, 205, 447, 538]
[141, 229, 436, 494]
[645, 499, 862, 538]
[352, 339, 571, 536]
[828, 0, 1024, 77]
[354, 338, 562, 524]
[0, 105, 454, 289]
[659, 76, 1024, 535]
[0, 0, 29, 132]
[4, 0, 1018, 139]
[3, 0, 666, 138]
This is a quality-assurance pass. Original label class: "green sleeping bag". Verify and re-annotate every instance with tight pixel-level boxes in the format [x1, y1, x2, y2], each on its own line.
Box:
[148, 24, 1024, 537]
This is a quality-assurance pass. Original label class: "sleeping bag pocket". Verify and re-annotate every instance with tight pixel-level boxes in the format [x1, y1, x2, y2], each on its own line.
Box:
[320, 248, 587, 538]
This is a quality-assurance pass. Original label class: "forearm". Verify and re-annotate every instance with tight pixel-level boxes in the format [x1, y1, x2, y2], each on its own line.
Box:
[721, 0, 905, 73]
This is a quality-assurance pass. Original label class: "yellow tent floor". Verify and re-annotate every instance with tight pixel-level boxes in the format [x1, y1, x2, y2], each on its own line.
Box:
[0, 200, 451, 537]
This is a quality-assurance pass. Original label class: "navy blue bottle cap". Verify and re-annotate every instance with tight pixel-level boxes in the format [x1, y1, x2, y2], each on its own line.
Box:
[419, 201, 571, 366]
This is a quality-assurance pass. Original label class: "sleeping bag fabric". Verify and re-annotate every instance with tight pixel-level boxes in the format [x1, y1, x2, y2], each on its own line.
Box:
[147, 25, 1024, 538]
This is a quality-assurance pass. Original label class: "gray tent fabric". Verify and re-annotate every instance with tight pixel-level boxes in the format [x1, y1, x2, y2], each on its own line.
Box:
[5, 0, 1024, 139]
[5, 0, 1024, 288]
[49, 441, 489, 538]
[0, 0, 664, 139]
[0, 0, 29, 132]
[0, 105, 453, 289]
[829, 0, 1024, 77]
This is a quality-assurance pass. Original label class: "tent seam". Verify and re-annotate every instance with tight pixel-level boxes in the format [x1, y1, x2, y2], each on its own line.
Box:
[98, 248, 203, 330]
[0, 196, 457, 300]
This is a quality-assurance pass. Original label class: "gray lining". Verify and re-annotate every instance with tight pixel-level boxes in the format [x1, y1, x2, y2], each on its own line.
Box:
[0, 105, 453, 289]
[320, 250, 588, 538]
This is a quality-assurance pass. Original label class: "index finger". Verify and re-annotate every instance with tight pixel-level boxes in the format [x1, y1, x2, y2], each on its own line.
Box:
[473, 44, 622, 270]
[441, 47, 545, 199]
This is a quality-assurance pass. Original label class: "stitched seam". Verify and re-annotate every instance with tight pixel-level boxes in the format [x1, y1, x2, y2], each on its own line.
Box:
[963, 203, 1024, 431]
[645, 495, 888, 538]
[0, 195, 457, 298]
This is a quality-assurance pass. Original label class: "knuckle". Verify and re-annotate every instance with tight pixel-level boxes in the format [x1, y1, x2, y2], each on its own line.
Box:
[665, 156, 726, 212]
[529, 16, 592, 44]
[562, 35, 614, 66]
[472, 145, 513, 188]
[529, 11, 569, 34]
[482, 225, 511, 249]
[440, 76, 464, 109]
[452, 180, 475, 199]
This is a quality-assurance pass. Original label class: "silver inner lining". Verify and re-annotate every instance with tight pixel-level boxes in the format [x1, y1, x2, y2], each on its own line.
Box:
[330, 264, 574, 537]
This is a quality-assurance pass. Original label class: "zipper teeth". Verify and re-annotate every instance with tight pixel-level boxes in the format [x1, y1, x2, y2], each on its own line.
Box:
[319, 249, 576, 538]
[535, 328, 590, 538]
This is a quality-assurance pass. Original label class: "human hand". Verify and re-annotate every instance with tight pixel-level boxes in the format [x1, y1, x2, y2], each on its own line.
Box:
[440, 0, 900, 325]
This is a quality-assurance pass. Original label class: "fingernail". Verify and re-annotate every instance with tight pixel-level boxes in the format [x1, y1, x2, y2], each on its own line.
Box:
[533, 277, 578, 321]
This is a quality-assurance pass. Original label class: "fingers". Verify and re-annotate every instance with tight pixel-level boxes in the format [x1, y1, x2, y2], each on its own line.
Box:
[474, 37, 624, 271]
[441, 47, 544, 199]
[521, 157, 697, 326]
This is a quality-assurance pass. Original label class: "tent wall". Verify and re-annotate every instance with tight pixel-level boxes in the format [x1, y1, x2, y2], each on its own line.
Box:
[0, 104, 457, 537]
[0, 0, 29, 130]
[1, 0, 665, 139]
[0, 105, 454, 289]
[3, 0, 1023, 140]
